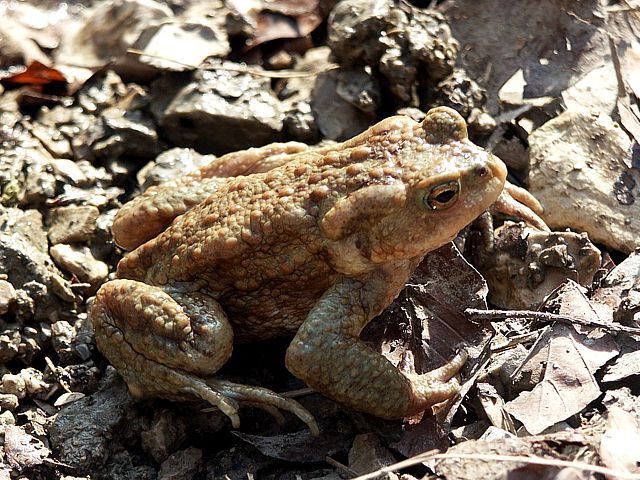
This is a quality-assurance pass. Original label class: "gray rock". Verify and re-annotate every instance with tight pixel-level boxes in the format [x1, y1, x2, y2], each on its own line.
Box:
[312, 68, 376, 141]
[76, 70, 130, 114]
[153, 60, 284, 153]
[50, 244, 109, 290]
[0, 121, 57, 207]
[48, 205, 100, 245]
[141, 409, 188, 463]
[431, 68, 487, 118]
[48, 368, 138, 470]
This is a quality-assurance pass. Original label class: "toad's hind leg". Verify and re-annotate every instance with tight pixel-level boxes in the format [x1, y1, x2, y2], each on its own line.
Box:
[91, 279, 317, 433]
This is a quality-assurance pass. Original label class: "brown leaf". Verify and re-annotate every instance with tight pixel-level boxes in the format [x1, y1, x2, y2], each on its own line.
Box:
[4, 425, 50, 470]
[504, 323, 602, 435]
[247, 0, 336, 49]
[364, 243, 488, 375]
[1, 60, 67, 87]
[603, 350, 640, 383]
[599, 406, 640, 478]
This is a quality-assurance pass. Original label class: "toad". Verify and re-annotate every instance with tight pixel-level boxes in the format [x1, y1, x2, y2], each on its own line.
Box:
[91, 107, 544, 435]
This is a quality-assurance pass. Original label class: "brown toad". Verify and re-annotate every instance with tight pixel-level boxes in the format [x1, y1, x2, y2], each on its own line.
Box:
[91, 107, 543, 435]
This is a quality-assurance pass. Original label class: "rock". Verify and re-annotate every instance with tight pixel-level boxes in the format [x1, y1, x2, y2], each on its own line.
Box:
[92, 105, 160, 160]
[0, 410, 15, 428]
[48, 368, 138, 470]
[158, 447, 203, 480]
[312, 67, 377, 141]
[279, 46, 331, 142]
[349, 433, 398, 480]
[51, 320, 77, 362]
[528, 109, 639, 253]
[49, 159, 90, 186]
[1, 373, 26, 399]
[76, 70, 129, 114]
[0, 120, 58, 207]
[471, 222, 602, 309]
[328, 0, 457, 102]
[152, 59, 284, 154]
[137, 148, 212, 190]
[0, 329, 20, 363]
[0, 393, 19, 410]
[20, 368, 49, 396]
[50, 244, 109, 290]
[431, 68, 487, 118]
[0, 280, 17, 315]
[0, 208, 74, 321]
[48, 205, 100, 245]
[141, 410, 188, 463]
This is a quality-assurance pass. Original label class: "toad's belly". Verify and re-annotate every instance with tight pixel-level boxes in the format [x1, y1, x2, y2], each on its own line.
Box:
[220, 274, 336, 343]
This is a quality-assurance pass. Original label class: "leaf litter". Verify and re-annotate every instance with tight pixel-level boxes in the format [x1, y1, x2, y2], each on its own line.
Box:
[1, 0, 640, 479]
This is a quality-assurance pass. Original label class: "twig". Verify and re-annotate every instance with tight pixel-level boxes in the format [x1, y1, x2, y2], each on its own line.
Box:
[465, 308, 640, 334]
[353, 451, 640, 480]
[325, 455, 359, 477]
[126, 48, 339, 78]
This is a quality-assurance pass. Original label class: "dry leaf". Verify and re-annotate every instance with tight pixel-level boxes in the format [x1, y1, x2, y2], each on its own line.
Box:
[4, 425, 50, 470]
[599, 406, 640, 478]
[0, 60, 67, 87]
[247, 0, 336, 48]
[603, 350, 640, 383]
[364, 243, 488, 374]
[476, 383, 516, 434]
[232, 425, 351, 462]
[505, 323, 601, 435]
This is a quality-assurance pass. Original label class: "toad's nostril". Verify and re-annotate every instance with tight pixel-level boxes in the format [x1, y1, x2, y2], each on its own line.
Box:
[475, 166, 489, 178]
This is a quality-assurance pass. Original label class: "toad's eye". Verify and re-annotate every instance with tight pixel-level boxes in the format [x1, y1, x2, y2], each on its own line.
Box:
[423, 180, 460, 210]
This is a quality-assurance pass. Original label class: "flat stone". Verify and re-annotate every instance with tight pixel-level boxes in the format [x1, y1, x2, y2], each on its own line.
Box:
[48, 205, 100, 245]
[50, 244, 109, 289]
[528, 109, 639, 253]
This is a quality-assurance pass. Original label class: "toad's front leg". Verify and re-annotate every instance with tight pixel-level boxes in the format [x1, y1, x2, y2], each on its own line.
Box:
[285, 264, 466, 419]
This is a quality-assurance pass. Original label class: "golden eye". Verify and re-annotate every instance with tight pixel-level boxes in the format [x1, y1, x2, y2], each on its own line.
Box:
[423, 180, 460, 210]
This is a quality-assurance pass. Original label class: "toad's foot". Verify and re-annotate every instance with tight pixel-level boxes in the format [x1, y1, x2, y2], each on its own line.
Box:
[204, 379, 319, 435]
[492, 182, 549, 231]
[404, 349, 468, 411]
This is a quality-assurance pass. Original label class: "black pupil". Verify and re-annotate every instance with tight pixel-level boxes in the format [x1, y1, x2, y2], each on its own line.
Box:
[435, 189, 456, 203]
